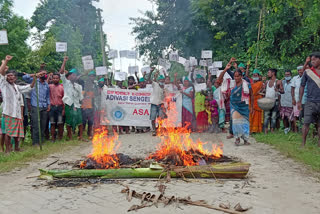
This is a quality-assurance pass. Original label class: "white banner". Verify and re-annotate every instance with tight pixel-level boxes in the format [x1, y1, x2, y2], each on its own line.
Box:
[119, 50, 138, 59]
[0, 30, 8, 45]
[96, 66, 108, 75]
[100, 88, 152, 126]
[108, 50, 118, 59]
[56, 42, 67, 52]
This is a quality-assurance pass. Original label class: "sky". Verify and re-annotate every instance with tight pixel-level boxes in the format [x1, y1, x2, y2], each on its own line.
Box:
[13, 0, 154, 72]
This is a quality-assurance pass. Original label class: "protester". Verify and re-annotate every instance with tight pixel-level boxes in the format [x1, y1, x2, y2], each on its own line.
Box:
[0, 55, 36, 152]
[279, 70, 293, 133]
[291, 65, 304, 132]
[179, 76, 194, 128]
[249, 69, 264, 133]
[206, 94, 219, 133]
[23, 70, 50, 145]
[49, 73, 64, 142]
[298, 52, 320, 147]
[59, 56, 84, 141]
[81, 71, 98, 139]
[263, 68, 284, 134]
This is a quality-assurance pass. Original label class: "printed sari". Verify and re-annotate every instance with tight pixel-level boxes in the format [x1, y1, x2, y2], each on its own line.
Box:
[195, 92, 207, 132]
[182, 87, 194, 128]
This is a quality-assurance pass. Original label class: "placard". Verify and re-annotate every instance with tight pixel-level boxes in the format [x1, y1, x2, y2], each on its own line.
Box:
[96, 66, 108, 75]
[0, 30, 8, 45]
[178, 57, 187, 65]
[83, 60, 94, 70]
[119, 50, 128, 58]
[158, 58, 171, 69]
[128, 66, 139, 74]
[189, 57, 198, 66]
[213, 61, 223, 68]
[82, 55, 92, 62]
[206, 59, 213, 67]
[201, 50, 212, 59]
[141, 66, 151, 74]
[56, 42, 67, 52]
[194, 83, 207, 92]
[114, 72, 127, 81]
[199, 60, 207, 67]
[108, 50, 118, 59]
[209, 66, 219, 75]
[193, 69, 207, 80]
[169, 51, 179, 62]
[127, 50, 138, 59]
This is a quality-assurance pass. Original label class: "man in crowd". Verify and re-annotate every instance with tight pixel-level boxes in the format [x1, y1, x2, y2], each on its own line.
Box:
[263, 68, 284, 134]
[59, 56, 84, 141]
[49, 73, 64, 142]
[291, 65, 304, 132]
[298, 52, 320, 147]
[81, 71, 98, 139]
[23, 69, 50, 146]
[0, 55, 36, 152]
[279, 70, 293, 134]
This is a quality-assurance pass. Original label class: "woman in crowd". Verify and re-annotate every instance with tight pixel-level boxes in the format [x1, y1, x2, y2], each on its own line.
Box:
[249, 69, 264, 133]
[179, 77, 194, 128]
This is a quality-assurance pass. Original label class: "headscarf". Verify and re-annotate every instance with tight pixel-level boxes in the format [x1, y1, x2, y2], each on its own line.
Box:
[98, 78, 105, 82]
[139, 77, 145, 82]
[88, 70, 96, 76]
[253, 69, 261, 75]
[238, 63, 245, 68]
[297, 66, 303, 70]
[69, 68, 78, 74]
[157, 75, 165, 81]
[196, 74, 203, 79]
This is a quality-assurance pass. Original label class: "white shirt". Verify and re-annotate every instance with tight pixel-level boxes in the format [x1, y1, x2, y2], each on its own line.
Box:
[150, 82, 164, 105]
[280, 80, 292, 107]
[61, 74, 83, 108]
[0, 75, 31, 119]
[291, 75, 302, 102]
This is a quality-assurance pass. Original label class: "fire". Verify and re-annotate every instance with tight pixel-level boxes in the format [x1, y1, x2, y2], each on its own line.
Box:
[81, 127, 121, 169]
[148, 94, 223, 166]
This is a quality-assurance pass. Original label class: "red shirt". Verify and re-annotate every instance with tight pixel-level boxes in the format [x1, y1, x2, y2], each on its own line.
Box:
[49, 84, 64, 106]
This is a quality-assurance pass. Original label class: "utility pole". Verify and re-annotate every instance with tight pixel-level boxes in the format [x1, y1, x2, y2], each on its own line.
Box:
[97, 9, 107, 66]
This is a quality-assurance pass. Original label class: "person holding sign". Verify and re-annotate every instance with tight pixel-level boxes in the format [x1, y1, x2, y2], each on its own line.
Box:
[0, 55, 37, 153]
[59, 56, 84, 141]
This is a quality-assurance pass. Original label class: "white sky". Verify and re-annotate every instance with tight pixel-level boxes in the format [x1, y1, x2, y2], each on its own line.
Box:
[13, 0, 154, 73]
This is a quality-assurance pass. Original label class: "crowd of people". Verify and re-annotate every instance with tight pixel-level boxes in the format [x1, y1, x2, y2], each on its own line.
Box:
[0, 52, 319, 153]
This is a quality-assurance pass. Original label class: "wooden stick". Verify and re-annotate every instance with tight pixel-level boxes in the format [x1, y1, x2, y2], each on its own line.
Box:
[46, 159, 59, 168]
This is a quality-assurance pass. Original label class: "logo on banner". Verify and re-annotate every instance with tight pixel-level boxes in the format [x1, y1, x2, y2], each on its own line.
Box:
[111, 107, 126, 121]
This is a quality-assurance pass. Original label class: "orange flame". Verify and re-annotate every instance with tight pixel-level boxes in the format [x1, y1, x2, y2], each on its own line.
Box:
[148, 93, 223, 166]
[87, 127, 121, 169]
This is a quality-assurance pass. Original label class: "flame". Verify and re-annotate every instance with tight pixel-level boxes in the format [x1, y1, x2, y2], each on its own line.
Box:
[148, 93, 223, 166]
[83, 127, 121, 169]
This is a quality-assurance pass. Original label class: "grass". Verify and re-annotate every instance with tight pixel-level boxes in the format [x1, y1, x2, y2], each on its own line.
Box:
[254, 130, 320, 172]
[0, 134, 88, 173]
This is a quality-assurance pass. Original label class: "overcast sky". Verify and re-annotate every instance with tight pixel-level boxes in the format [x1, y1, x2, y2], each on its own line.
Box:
[13, 0, 153, 72]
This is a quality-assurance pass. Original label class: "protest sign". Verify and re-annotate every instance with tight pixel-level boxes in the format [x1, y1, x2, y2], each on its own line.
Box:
[217, 70, 232, 80]
[56, 42, 67, 52]
[194, 83, 207, 92]
[213, 61, 223, 68]
[158, 58, 171, 69]
[206, 59, 213, 67]
[119, 50, 128, 58]
[108, 50, 118, 59]
[114, 72, 127, 81]
[201, 50, 212, 59]
[141, 66, 151, 74]
[96, 66, 108, 75]
[0, 30, 8, 45]
[193, 69, 207, 80]
[209, 66, 219, 75]
[189, 57, 198, 66]
[82, 55, 92, 62]
[128, 66, 139, 74]
[83, 60, 94, 70]
[169, 51, 179, 62]
[199, 60, 207, 67]
[178, 57, 187, 65]
[127, 50, 138, 59]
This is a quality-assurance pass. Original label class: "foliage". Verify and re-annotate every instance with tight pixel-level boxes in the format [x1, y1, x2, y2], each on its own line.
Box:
[131, 0, 320, 76]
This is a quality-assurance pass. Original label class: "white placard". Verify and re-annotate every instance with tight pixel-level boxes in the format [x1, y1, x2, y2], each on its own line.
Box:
[213, 61, 223, 68]
[82, 55, 92, 62]
[217, 70, 232, 80]
[127, 50, 138, 59]
[189, 57, 198, 66]
[178, 57, 187, 65]
[56, 42, 67, 52]
[169, 51, 179, 62]
[141, 66, 151, 74]
[201, 50, 212, 59]
[194, 83, 207, 92]
[194, 69, 207, 79]
[96, 66, 108, 75]
[119, 50, 128, 58]
[114, 72, 127, 81]
[83, 60, 94, 70]
[209, 66, 219, 75]
[0, 30, 8, 45]
[206, 59, 213, 67]
[199, 60, 207, 67]
[108, 50, 118, 59]
[128, 66, 139, 74]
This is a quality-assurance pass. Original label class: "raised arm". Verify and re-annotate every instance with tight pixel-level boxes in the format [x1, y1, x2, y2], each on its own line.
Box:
[207, 72, 212, 88]
[246, 61, 250, 77]
[59, 56, 68, 74]
[0, 55, 13, 76]
[216, 58, 235, 86]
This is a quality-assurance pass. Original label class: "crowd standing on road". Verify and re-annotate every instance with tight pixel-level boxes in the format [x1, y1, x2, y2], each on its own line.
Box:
[0, 52, 320, 153]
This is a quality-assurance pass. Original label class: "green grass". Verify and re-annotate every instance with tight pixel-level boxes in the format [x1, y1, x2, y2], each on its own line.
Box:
[0, 135, 88, 173]
[254, 131, 320, 172]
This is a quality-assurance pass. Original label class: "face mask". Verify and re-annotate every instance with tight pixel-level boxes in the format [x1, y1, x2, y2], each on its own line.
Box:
[159, 82, 164, 86]
[252, 77, 259, 81]
[40, 75, 47, 81]
[285, 76, 291, 81]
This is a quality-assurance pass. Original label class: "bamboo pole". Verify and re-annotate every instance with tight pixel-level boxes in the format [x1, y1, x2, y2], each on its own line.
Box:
[254, 8, 263, 69]
[35, 73, 42, 151]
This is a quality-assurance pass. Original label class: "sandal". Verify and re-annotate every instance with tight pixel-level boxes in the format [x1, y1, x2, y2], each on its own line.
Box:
[244, 141, 251, 145]
[227, 134, 234, 139]
[235, 138, 240, 146]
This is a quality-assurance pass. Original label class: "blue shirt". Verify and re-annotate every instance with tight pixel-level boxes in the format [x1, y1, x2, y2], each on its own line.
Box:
[23, 75, 50, 108]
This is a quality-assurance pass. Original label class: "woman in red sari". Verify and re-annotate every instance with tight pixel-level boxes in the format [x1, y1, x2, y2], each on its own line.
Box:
[249, 69, 263, 133]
